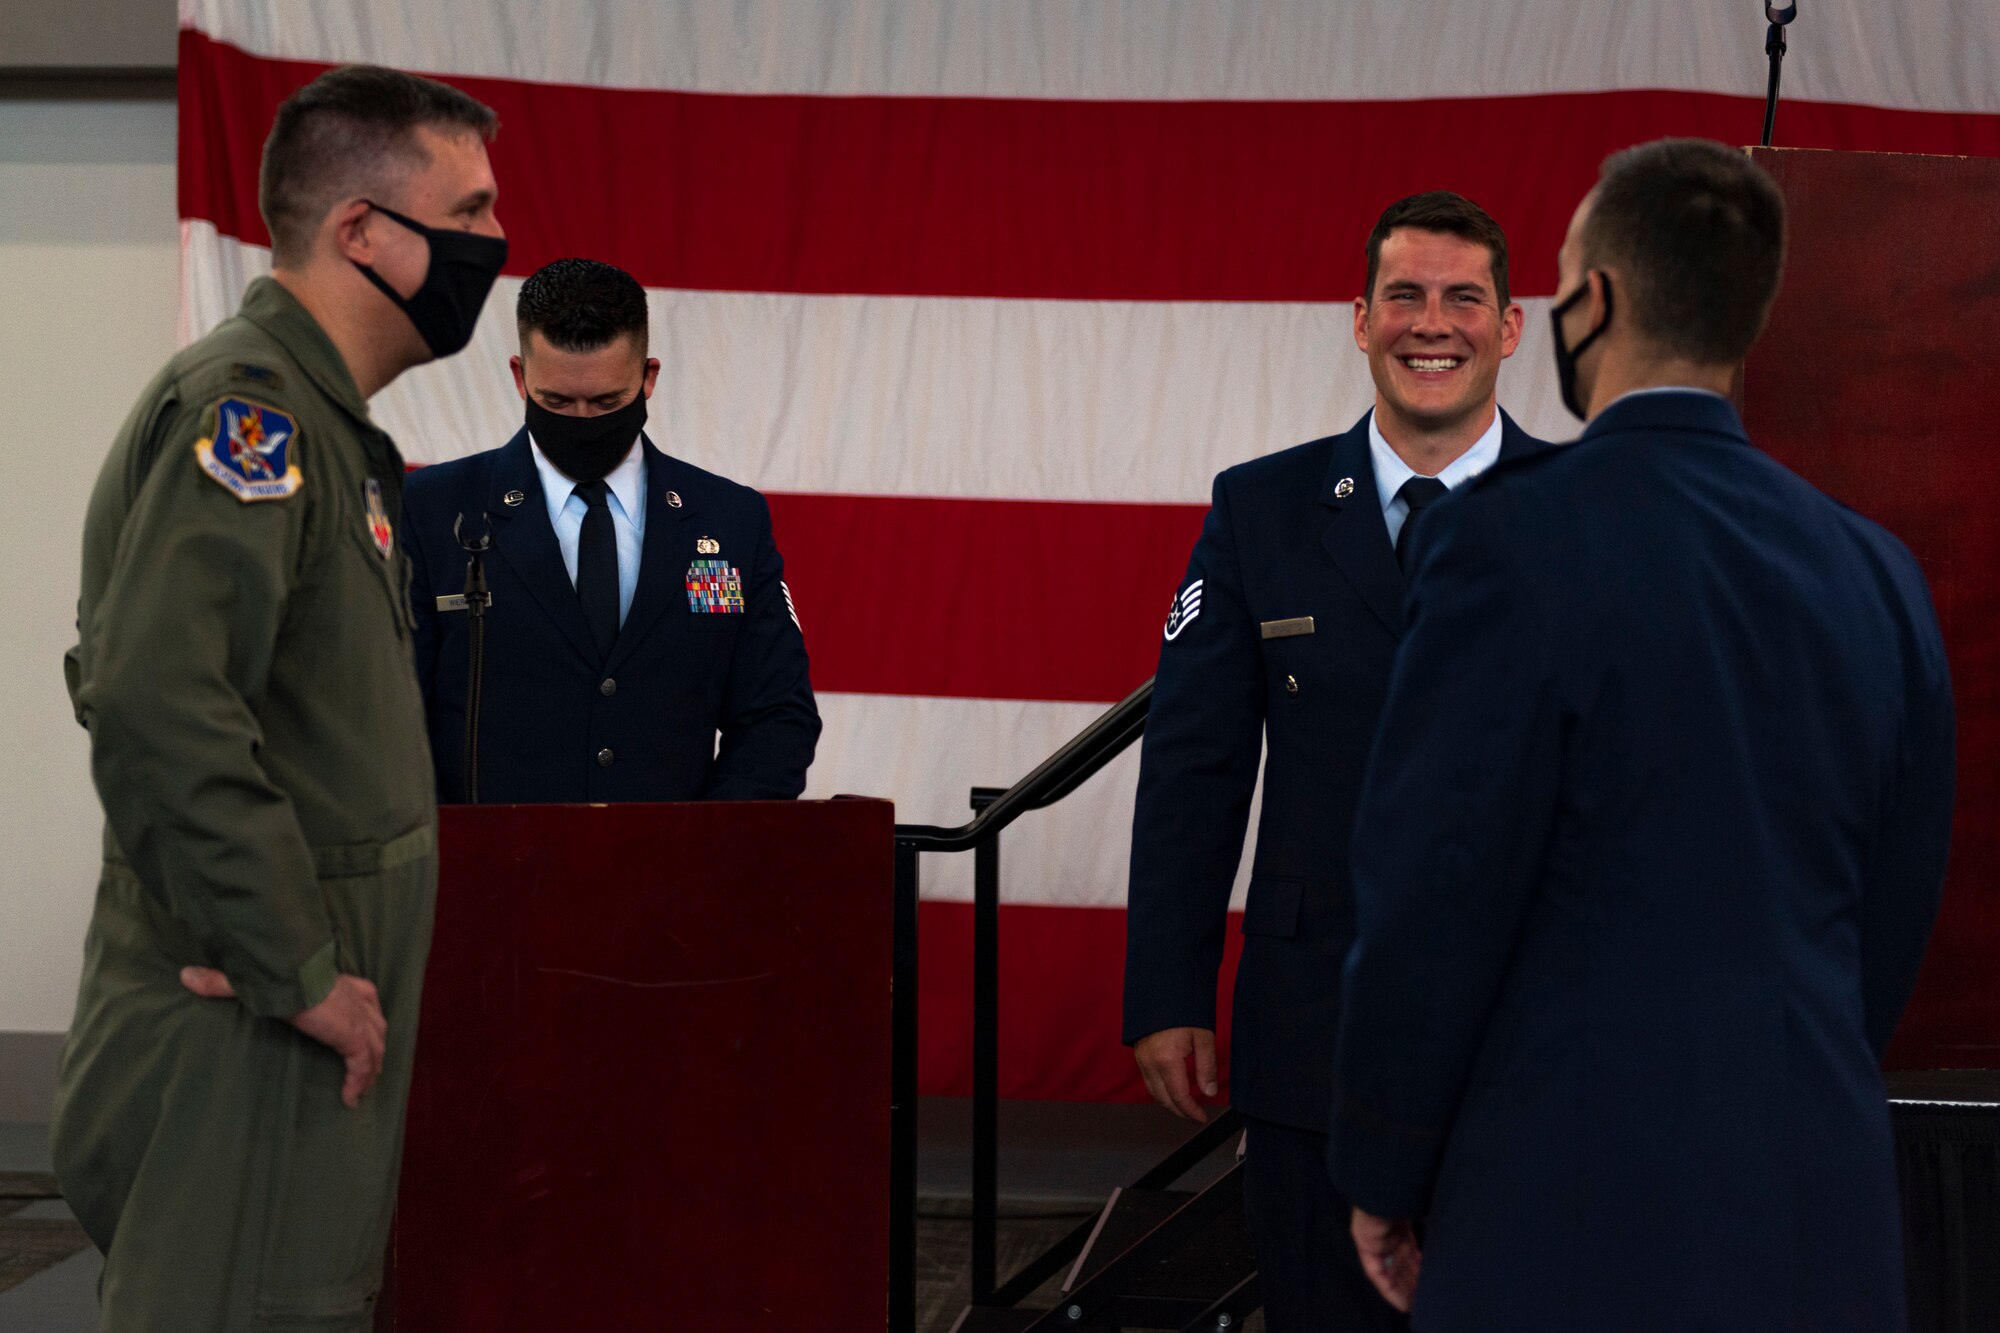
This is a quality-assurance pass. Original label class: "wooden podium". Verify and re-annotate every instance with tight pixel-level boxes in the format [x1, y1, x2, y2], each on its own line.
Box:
[1741, 147, 2000, 1071]
[376, 798, 895, 1331]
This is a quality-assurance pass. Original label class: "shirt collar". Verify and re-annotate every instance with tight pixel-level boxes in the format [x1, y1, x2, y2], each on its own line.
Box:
[527, 432, 648, 521]
[1367, 406, 1505, 511]
[235, 277, 372, 423]
[1598, 385, 1731, 414]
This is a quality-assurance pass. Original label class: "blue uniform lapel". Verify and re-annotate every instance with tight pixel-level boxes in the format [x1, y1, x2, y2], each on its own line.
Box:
[1496, 406, 1541, 461]
[604, 435, 691, 676]
[486, 429, 600, 667]
[1319, 414, 1405, 637]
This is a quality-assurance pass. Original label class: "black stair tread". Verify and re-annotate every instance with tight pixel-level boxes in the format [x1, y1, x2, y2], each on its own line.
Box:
[1064, 1187, 1195, 1292]
[1063, 1171, 1257, 1312]
[949, 1306, 1053, 1333]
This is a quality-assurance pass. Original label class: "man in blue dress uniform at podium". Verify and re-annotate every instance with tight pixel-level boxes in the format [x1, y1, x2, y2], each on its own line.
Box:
[403, 259, 820, 803]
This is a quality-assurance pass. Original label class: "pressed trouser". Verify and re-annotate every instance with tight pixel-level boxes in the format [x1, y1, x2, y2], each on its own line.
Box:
[1241, 1113, 1410, 1333]
[51, 828, 435, 1333]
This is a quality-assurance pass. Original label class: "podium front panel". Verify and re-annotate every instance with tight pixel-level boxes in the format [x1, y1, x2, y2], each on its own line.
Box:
[1743, 147, 2000, 1069]
[381, 798, 894, 1331]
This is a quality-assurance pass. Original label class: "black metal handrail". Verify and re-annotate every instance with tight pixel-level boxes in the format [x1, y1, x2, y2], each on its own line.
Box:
[894, 677, 1154, 849]
[887, 676, 1154, 1333]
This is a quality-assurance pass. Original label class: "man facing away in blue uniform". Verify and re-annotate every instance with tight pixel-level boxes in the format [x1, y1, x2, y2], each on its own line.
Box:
[1329, 140, 1954, 1332]
[1122, 192, 1548, 1332]
[403, 259, 820, 803]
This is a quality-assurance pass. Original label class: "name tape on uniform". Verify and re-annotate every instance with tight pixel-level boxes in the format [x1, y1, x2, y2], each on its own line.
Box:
[1259, 616, 1316, 639]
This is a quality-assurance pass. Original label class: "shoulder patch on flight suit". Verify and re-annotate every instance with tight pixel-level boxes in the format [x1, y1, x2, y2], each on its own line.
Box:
[192, 396, 303, 503]
[1163, 578, 1204, 642]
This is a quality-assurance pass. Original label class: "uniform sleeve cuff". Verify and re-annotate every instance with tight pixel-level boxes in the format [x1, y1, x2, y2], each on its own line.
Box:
[1325, 1093, 1445, 1222]
[231, 938, 340, 1019]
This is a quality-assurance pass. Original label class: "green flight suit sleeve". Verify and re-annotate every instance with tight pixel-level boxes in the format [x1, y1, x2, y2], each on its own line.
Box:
[77, 380, 337, 1019]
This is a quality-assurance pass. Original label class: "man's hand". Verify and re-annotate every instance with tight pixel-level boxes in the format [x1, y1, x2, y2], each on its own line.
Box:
[180, 966, 387, 1110]
[1351, 1206, 1422, 1313]
[1133, 1026, 1219, 1122]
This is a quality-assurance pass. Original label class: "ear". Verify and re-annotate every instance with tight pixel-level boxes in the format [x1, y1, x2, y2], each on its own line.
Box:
[509, 354, 528, 401]
[641, 357, 662, 399]
[1498, 301, 1525, 359]
[1587, 270, 1611, 330]
[1352, 297, 1370, 354]
[329, 199, 378, 265]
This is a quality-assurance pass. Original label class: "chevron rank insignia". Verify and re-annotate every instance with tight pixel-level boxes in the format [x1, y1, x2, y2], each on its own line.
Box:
[1163, 578, 1204, 641]
[781, 580, 801, 631]
[686, 559, 746, 613]
[193, 397, 302, 502]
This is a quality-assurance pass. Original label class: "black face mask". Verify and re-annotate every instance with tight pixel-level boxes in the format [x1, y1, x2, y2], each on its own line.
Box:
[1550, 271, 1614, 421]
[526, 392, 648, 484]
[352, 201, 509, 359]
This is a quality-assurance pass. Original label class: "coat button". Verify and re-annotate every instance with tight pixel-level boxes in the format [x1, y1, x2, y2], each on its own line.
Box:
[1285, 674, 1299, 696]
[599, 678, 617, 697]
[596, 747, 615, 767]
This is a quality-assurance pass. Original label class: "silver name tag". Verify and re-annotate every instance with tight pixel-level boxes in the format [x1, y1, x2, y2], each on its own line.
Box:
[436, 594, 479, 613]
[1259, 616, 1315, 640]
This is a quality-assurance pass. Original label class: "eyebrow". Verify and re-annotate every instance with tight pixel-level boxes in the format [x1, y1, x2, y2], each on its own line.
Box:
[1381, 279, 1492, 297]
[451, 187, 496, 213]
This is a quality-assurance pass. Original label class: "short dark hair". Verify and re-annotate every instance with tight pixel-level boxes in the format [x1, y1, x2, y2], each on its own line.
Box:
[259, 65, 497, 267]
[516, 258, 650, 354]
[1363, 191, 1511, 307]
[1582, 138, 1787, 364]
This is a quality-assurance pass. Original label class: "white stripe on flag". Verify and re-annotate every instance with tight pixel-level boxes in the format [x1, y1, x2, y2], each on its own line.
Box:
[182, 223, 1580, 502]
[181, 0, 2000, 113]
[808, 691, 1260, 910]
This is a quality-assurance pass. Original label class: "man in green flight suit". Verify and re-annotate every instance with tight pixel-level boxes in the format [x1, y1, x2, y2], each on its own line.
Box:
[53, 65, 507, 1331]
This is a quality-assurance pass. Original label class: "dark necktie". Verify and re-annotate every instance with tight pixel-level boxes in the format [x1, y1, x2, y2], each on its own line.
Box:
[1394, 476, 1450, 572]
[574, 479, 620, 659]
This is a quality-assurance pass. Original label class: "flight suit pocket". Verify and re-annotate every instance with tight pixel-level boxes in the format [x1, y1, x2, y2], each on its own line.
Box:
[1240, 877, 1304, 939]
[251, 1022, 395, 1326]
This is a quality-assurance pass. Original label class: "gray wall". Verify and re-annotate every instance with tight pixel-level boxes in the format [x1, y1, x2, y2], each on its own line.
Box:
[0, 0, 175, 71]
[0, 92, 179, 1110]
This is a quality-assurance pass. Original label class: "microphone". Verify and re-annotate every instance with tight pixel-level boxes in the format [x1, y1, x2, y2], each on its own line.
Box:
[453, 512, 494, 803]
[1762, 2, 1799, 148]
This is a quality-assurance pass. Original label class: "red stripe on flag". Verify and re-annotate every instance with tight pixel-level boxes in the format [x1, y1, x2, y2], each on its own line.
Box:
[768, 492, 1205, 703]
[181, 29, 2000, 302]
[918, 900, 1247, 1102]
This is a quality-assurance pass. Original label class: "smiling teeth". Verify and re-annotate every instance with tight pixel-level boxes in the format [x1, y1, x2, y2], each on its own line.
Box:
[1407, 357, 1462, 371]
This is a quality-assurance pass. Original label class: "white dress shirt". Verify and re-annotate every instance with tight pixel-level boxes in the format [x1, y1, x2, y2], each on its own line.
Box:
[529, 434, 647, 626]
[1368, 408, 1505, 549]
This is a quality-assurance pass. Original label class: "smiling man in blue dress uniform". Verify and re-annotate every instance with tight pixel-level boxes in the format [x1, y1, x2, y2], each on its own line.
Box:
[402, 258, 819, 803]
[1123, 192, 1549, 1332]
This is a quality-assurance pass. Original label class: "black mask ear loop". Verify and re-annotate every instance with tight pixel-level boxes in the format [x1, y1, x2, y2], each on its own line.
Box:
[1550, 271, 1615, 421]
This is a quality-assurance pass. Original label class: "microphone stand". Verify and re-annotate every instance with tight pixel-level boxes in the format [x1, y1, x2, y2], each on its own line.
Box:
[453, 512, 493, 804]
[1761, 3, 1799, 148]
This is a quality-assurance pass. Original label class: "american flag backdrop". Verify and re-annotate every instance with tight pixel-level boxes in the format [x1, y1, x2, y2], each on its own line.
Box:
[176, 0, 2000, 1102]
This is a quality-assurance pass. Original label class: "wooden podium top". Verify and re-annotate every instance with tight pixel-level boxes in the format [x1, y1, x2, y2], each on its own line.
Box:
[381, 798, 895, 1332]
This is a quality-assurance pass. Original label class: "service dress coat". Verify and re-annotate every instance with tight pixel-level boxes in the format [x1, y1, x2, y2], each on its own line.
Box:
[1330, 391, 1954, 1332]
[402, 430, 820, 804]
[1123, 410, 1544, 1130]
